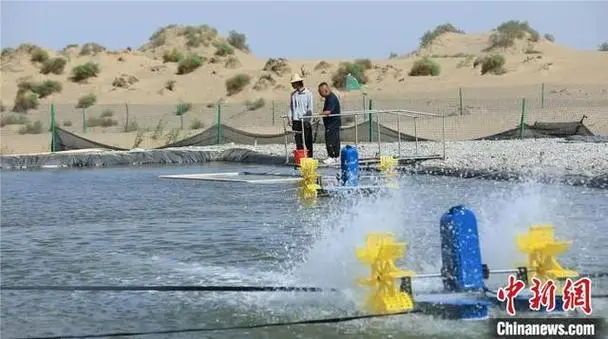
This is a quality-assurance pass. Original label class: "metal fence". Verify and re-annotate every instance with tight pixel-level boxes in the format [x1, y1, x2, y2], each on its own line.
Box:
[1, 82, 607, 154]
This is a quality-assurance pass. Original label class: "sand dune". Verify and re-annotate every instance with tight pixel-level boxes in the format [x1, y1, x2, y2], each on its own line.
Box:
[1, 22, 607, 155]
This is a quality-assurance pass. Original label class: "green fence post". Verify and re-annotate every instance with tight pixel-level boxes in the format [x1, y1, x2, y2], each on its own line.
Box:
[272, 100, 275, 126]
[368, 99, 373, 142]
[216, 101, 222, 144]
[458, 87, 463, 115]
[50, 104, 56, 152]
[519, 98, 526, 138]
[540, 83, 545, 108]
[124, 103, 129, 131]
[82, 108, 87, 133]
[362, 93, 367, 121]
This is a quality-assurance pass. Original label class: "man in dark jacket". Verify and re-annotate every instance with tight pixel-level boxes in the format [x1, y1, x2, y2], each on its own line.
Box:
[318, 82, 341, 165]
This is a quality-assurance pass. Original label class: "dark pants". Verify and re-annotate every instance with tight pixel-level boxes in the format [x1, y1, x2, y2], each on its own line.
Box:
[292, 120, 313, 157]
[325, 124, 341, 158]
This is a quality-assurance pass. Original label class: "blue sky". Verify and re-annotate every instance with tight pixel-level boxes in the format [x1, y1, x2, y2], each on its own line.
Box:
[1, 1, 606, 59]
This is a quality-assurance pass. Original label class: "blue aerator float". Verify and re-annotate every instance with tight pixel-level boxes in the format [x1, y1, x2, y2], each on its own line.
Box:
[313, 145, 396, 198]
[356, 205, 588, 321]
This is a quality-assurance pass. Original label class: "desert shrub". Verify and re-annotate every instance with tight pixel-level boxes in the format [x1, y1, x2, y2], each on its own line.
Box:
[100, 109, 114, 117]
[486, 20, 540, 50]
[1, 47, 15, 58]
[0, 101, 5, 112]
[34, 80, 63, 98]
[331, 62, 369, 89]
[30, 47, 49, 63]
[408, 58, 440, 76]
[163, 49, 183, 63]
[599, 42, 608, 52]
[263, 58, 290, 76]
[214, 41, 234, 56]
[224, 56, 241, 69]
[17, 79, 62, 99]
[76, 93, 97, 108]
[419, 23, 464, 49]
[227, 30, 250, 52]
[12, 92, 39, 113]
[388, 52, 399, 59]
[225, 74, 251, 96]
[252, 73, 276, 91]
[354, 58, 373, 70]
[18, 120, 43, 134]
[40, 57, 67, 75]
[16, 43, 38, 53]
[480, 54, 507, 75]
[79, 42, 106, 56]
[525, 48, 541, 54]
[112, 75, 139, 88]
[190, 118, 204, 130]
[314, 61, 331, 70]
[87, 116, 118, 128]
[544, 33, 555, 42]
[70, 62, 100, 82]
[149, 27, 168, 48]
[457, 54, 475, 68]
[1, 114, 30, 127]
[65, 44, 79, 49]
[63, 120, 72, 127]
[245, 98, 265, 111]
[175, 102, 192, 116]
[165, 80, 176, 91]
[177, 54, 203, 74]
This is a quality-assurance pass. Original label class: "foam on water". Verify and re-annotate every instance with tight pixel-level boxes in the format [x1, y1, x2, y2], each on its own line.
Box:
[143, 177, 606, 334]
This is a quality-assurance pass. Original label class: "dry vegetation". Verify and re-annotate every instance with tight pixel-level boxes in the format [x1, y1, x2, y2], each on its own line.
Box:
[1, 20, 607, 154]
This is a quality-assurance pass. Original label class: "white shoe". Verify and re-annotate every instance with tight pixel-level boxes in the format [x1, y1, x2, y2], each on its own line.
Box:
[323, 158, 337, 165]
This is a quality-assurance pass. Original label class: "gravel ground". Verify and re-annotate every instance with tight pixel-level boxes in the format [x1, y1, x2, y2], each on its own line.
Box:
[217, 138, 608, 178]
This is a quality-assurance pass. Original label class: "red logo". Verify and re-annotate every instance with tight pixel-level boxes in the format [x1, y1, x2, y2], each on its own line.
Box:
[528, 277, 556, 312]
[562, 277, 592, 315]
[497, 275, 593, 315]
[496, 275, 526, 316]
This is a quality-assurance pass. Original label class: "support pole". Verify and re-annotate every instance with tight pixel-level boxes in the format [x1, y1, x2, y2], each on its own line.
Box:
[519, 98, 526, 139]
[216, 101, 222, 144]
[414, 117, 419, 155]
[368, 99, 373, 142]
[282, 117, 289, 164]
[540, 83, 545, 109]
[50, 104, 56, 152]
[354, 113, 358, 150]
[376, 108, 381, 157]
[442, 115, 446, 160]
[82, 108, 86, 133]
[124, 103, 129, 132]
[397, 113, 401, 158]
[458, 87, 463, 115]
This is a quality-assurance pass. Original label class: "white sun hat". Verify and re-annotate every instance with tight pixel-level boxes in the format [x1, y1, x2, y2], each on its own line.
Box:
[290, 73, 304, 83]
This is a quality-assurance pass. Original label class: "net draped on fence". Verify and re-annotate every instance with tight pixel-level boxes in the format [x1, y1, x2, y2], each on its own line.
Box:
[1, 82, 605, 153]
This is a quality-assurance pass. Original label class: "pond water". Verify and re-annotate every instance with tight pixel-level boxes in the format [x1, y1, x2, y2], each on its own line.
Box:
[1, 163, 607, 338]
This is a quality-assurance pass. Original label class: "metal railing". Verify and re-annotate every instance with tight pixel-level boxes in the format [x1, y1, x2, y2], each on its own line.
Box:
[281, 109, 446, 164]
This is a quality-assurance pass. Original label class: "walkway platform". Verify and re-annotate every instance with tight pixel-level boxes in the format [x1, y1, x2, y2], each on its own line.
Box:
[159, 172, 302, 184]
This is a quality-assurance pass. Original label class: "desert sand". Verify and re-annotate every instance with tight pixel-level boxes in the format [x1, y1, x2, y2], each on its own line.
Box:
[1, 22, 607, 155]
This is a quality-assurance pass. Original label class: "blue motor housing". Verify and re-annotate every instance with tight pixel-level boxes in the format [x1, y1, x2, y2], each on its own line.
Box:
[340, 145, 359, 186]
[439, 205, 484, 292]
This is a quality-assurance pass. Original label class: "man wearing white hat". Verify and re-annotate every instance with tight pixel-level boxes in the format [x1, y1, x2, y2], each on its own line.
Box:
[287, 73, 314, 158]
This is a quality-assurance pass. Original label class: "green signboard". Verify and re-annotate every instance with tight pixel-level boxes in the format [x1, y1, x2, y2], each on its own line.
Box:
[345, 73, 361, 91]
